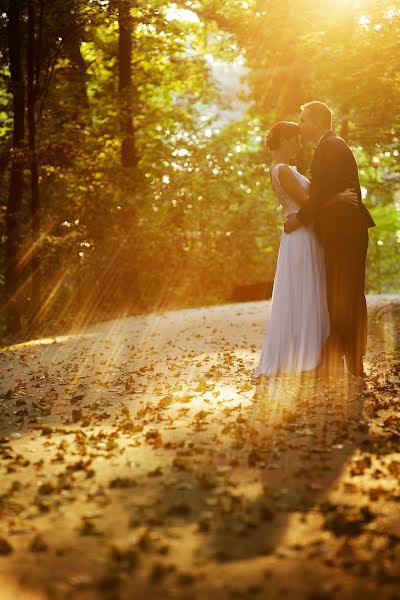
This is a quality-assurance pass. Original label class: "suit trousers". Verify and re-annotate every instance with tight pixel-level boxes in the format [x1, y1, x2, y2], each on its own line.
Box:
[322, 227, 368, 376]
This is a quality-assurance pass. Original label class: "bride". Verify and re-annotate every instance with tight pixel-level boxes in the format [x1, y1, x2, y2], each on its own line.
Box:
[254, 121, 358, 378]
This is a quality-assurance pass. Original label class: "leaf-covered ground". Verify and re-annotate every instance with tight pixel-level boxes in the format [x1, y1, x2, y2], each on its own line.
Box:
[0, 296, 399, 600]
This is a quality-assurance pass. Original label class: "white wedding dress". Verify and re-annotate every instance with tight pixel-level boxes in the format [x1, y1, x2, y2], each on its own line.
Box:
[254, 163, 330, 377]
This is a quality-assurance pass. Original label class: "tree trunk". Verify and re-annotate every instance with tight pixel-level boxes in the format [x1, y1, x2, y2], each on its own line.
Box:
[5, 0, 25, 333]
[118, 0, 138, 168]
[63, 19, 89, 110]
[27, 0, 41, 323]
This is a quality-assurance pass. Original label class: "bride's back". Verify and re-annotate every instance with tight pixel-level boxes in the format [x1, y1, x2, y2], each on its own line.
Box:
[270, 164, 310, 218]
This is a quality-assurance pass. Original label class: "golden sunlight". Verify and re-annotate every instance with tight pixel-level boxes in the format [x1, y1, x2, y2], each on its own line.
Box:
[164, 4, 200, 23]
[1, 0, 400, 598]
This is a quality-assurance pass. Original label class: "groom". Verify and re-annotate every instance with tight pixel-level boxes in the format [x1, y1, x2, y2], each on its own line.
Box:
[284, 101, 375, 377]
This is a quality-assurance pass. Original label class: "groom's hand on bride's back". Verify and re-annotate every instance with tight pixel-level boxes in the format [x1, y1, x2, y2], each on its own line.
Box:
[284, 213, 301, 234]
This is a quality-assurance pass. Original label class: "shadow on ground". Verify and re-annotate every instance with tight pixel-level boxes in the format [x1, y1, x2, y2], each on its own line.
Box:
[0, 297, 399, 599]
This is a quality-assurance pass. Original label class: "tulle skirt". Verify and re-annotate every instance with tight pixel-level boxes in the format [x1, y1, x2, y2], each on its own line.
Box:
[254, 225, 330, 377]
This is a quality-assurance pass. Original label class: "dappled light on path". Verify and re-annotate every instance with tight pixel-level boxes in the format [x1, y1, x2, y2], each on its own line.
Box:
[0, 297, 399, 599]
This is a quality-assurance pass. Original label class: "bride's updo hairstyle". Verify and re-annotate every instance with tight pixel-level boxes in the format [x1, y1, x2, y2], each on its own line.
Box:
[265, 121, 300, 151]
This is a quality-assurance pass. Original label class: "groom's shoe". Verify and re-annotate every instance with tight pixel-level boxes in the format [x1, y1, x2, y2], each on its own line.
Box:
[344, 355, 366, 378]
[348, 367, 367, 379]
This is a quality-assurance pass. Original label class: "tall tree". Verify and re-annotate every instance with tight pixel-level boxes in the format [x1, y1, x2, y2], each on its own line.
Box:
[62, 9, 89, 110]
[118, 0, 138, 168]
[26, 0, 42, 321]
[5, 0, 25, 332]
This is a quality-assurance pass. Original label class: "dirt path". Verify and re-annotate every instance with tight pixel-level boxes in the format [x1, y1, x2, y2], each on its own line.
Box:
[0, 296, 399, 600]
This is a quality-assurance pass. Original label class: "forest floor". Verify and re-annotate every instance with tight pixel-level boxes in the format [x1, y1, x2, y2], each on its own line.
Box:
[0, 295, 399, 600]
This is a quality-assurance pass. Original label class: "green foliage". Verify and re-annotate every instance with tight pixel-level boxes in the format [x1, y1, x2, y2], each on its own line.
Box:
[0, 0, 399, 335]
[234, 0, 400, 293]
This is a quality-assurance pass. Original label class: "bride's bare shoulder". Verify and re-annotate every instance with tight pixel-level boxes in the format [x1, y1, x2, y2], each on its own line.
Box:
[276, 164, 296, 183]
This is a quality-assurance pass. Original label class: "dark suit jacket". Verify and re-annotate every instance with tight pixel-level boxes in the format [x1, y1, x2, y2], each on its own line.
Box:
[297, 131, 375, 244]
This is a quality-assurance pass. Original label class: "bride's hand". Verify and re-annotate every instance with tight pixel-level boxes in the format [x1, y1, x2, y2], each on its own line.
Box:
[333, 188, 359, 206]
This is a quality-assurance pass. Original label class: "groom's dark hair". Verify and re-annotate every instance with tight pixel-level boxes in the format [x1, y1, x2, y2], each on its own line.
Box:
[301, 101, 332, 129]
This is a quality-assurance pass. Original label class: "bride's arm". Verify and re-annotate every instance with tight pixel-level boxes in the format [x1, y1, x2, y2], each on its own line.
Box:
[278, 166, 358, 209]
[277, 165, 309, 208]
[325, 190, 359, 208]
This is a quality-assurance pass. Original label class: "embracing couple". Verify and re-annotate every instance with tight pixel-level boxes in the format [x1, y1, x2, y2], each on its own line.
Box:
[254, 101, 375, 380]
